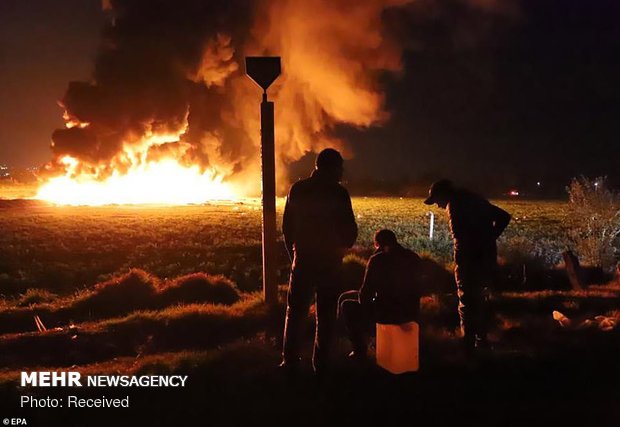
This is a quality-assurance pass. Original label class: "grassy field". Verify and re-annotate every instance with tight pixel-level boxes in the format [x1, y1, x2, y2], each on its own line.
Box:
[0, 197, 571, 296]
[1, 196, 619, 425]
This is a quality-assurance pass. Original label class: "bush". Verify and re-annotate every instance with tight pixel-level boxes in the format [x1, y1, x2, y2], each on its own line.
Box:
[498, 236, 560, 271]
[17, 289, 57, 307]
[0, 270, 245, 335]
[417, 255, 455, 294]
[566, 176, 620, 271]
[159, 273, 240, 306]
[72, 269, 158, 316]
[341, 254, 367, 291]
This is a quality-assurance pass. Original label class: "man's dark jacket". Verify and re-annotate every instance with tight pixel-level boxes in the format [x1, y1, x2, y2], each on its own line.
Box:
[447, 189, 511, 267]
[359, 244, 421, 324]
[282, 169, 358, 264]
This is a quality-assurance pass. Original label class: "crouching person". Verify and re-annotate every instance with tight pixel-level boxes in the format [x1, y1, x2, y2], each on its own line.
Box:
[339, 229, 421, 361]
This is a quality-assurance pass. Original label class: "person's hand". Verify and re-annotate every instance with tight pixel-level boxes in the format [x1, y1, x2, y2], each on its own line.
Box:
[285, 243, 294, 263]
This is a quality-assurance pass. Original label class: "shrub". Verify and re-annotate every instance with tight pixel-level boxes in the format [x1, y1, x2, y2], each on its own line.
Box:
[17, 289, 57, 307]
[72, 269, 157, 316]
[566, 176, 620, 271]
[341, 254, 367, 291]
[498, 236, 559, 271]
[496, 236, 569, 290]
[159, 273, 240, 306]
[417, 254, 455, 294]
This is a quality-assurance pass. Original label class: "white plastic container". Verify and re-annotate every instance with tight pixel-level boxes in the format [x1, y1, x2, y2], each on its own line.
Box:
[376, 321, 419, 374]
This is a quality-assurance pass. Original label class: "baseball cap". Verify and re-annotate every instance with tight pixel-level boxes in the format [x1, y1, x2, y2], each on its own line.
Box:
[424, 179, 454, 205]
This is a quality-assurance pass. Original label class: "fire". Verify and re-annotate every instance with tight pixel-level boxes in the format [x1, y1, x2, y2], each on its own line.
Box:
[63, 111, 90, 129]
[36, 129, 236, 206]
[37, 159, 234, 206]
[38, 0, 409, 205]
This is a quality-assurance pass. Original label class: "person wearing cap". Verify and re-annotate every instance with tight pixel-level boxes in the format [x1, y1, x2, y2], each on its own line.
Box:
[424, 180, 511, 355]
[280, 148, 358, 375]
[339, 229, 421, 360]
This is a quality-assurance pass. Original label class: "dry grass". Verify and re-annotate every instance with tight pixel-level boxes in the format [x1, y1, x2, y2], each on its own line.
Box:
[158, 272, 240, 305]
[0, 269, 241, 334]
[0, 293, 272, 369]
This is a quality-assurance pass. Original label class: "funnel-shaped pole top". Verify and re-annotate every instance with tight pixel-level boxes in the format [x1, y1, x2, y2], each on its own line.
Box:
[246, 56, 281, 93]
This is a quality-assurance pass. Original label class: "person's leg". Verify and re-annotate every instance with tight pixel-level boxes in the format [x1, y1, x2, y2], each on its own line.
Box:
[468, 286, 486, 346]
[475, 281, 493, 347]
[338, 290, 360, 318]
[340, 297, 369, 357]
[477, 261, 497, 345]
[282, 264, 315, 366]
[455, 264, 476, 355]
[313, 267, 342, 374]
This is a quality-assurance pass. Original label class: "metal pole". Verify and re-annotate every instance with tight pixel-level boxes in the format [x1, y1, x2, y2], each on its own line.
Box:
[428, 211, 435, 241]
[261, 92, 278, 305]
[245, 56, 280, 306]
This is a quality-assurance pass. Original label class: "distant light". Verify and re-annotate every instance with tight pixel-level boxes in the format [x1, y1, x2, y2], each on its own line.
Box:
[594, 182, 599, 187]
[509, 190, 520, 197]
[536, 181, 541, 187]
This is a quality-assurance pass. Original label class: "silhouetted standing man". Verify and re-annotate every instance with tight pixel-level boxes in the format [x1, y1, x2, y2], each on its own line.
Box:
[424, 180, 511, 355]
[281, 148, 358, 375]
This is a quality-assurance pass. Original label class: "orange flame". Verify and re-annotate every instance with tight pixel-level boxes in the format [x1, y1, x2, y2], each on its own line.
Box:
[36, 125, 236, 205]
[37, 0, 409, 205]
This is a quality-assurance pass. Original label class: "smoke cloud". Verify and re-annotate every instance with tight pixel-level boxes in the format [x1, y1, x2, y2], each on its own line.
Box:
[45, 0, 411, 194]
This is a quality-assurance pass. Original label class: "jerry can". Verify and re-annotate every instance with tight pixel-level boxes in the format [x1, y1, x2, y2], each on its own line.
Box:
[376, 321, 419, 374]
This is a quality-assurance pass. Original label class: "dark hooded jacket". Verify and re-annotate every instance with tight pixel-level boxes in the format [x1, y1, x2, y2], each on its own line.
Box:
[447, 189, 511, 267]
[282, 169, 358, 265]
[359, 244, 421, 324]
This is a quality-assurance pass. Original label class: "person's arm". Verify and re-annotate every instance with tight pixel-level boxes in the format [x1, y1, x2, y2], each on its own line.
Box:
[411, 252, 423, 296]
[339, 188, 358, 248]
[447, 200, 465, 242]
[282, 189, 295, 262]
[359, 256, 379, 307]
[410, 251, 422, 283]
[490, 204, 511, 239]
[408, 251, 422, 321]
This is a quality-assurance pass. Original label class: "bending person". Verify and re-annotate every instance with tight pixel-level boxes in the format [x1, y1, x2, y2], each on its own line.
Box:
[424, 179, 511, 356]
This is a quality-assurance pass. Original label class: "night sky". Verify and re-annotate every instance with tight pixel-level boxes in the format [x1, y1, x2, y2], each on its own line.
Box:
[1, 0, 619, 196]
[339, 0, 620, 195]
[0, 0, 105, 167]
